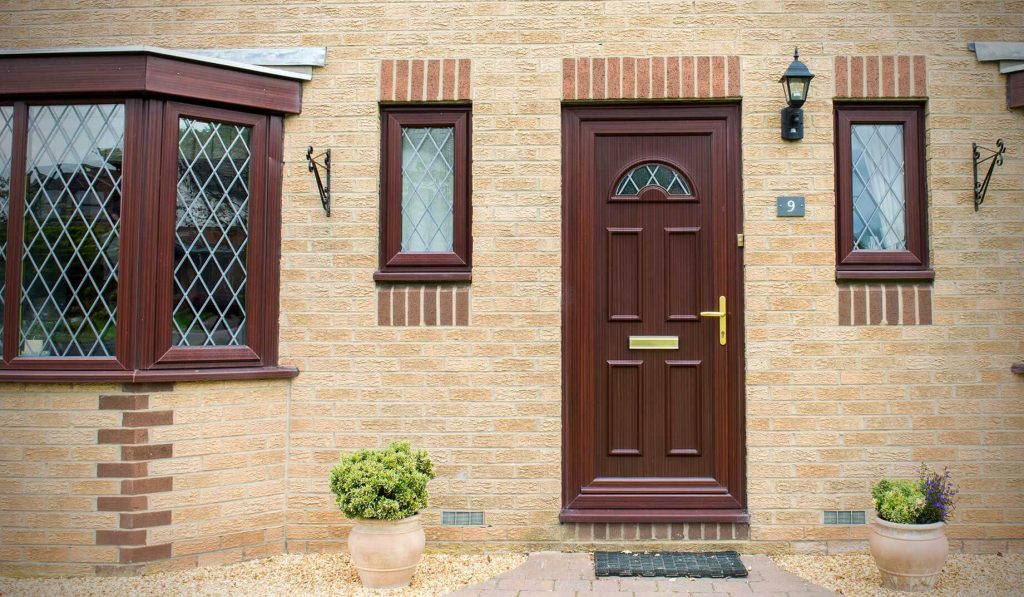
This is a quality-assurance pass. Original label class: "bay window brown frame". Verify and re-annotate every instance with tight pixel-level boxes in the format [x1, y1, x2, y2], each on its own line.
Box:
[374, 105, 472, 282]
[834, 103, 933, 281]
[0, 50, 301, 382]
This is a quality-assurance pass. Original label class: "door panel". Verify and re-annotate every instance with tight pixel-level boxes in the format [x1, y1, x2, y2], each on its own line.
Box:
[607, 229, 643, 321]
[561, 105, 745, 523]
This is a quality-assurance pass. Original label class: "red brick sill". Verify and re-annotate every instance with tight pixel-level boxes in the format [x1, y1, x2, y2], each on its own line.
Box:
[0, 366, 299, 383]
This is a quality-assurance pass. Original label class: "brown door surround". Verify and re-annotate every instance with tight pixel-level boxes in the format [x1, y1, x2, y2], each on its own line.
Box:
[561, 105, 746, 523]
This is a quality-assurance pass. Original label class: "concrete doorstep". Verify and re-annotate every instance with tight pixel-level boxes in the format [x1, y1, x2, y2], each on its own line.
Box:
[448, 552, 838, 597]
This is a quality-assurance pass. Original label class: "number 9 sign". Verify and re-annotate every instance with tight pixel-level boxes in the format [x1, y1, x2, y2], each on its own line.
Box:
[776, 196, 805, 217]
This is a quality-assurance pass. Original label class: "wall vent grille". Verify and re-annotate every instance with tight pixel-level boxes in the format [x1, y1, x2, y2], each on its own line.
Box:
[823, 510, 867, 525]
[441, 511, 485, 526]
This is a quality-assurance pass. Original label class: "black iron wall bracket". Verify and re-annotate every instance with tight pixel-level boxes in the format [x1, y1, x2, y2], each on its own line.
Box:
[306, 146, 331, 217]
[973, 139, 1006, 211]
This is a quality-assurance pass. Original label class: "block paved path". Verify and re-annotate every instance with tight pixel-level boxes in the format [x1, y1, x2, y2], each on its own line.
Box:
[448, 552, 838, 596]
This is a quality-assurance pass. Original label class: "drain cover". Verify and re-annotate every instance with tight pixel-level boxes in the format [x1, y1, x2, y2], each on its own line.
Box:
[594, 550, 748, 578]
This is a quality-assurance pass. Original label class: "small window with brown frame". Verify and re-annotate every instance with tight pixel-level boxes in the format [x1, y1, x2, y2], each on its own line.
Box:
[374, 105, 472, 282]
[834, 103, 933, 281]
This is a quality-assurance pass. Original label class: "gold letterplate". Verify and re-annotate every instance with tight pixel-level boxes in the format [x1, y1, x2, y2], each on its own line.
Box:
[700, 295, 728, 346]
[628, 336, 679, 350]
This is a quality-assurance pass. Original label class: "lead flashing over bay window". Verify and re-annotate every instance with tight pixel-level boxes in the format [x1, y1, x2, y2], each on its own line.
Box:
[0, 46, 313, 81]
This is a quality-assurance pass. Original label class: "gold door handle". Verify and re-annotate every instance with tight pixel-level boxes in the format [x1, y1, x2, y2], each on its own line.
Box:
[699, 295, 727, 346]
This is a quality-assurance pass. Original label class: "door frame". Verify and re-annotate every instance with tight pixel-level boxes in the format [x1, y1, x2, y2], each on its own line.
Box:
[560, 104, 747, 523]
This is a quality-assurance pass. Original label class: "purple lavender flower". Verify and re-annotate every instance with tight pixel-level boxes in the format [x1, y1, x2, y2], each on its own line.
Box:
[918, 464, 958, 524]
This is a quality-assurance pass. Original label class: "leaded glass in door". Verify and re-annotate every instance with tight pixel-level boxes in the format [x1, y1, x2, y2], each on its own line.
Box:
[173, 117, 251, 347]
[20, 104, 124, 358]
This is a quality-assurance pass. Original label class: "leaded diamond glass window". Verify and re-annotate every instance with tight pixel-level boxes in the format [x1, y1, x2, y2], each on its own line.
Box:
[173, 117, 251, 347]
[401, 127, 455, 252]
[851, 124, 906, 250]
[615, 163, 692, 196]
[20, 104, 123, 357]
[0, 107, 13, 353]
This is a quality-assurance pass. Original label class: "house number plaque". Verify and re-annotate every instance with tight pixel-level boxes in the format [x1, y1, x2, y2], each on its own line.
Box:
[776, 195, 805, 217]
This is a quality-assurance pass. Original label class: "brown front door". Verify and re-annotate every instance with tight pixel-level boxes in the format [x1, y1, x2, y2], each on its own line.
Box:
[562, 105, 746, 523]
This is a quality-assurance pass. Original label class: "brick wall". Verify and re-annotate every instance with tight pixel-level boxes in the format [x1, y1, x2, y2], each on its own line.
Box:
[1, 381, 288, 575]
[2, 0, 1023, 575]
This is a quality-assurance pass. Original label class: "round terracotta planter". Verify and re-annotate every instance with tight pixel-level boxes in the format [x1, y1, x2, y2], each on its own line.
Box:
[869, 516, 948, 592]
[347, 514, 425, 589]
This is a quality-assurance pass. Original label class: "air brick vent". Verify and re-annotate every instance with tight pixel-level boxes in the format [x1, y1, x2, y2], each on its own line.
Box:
[823, 510, 867, 525]
[441, 511, 485, 526]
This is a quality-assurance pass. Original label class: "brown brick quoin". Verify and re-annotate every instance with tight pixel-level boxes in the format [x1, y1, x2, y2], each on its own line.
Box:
[120, 543, 172, 564]
[99, 395, 149, 410]
[98, 428, 148, 445]
[96, 529, 147, 546]
[122, 410, 173, 427]
[121, 476, 173, 495]
[98, 495, 148, 512]
[121, 443, 172, 461]
[120, 510, 172, 529]
[97, 462, 149, 478]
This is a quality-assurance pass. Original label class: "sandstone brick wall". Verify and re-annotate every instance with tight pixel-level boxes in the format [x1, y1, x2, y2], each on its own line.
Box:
[0, 381, 288, 576]
[2, 0, 1023, 575]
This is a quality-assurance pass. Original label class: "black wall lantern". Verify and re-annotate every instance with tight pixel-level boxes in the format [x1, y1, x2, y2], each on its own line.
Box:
[780, 48, 814, 140]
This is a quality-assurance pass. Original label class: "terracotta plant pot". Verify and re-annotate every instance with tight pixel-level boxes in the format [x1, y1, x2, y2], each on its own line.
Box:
[347, 514, 425, 589]
[869, 516, 948, 591]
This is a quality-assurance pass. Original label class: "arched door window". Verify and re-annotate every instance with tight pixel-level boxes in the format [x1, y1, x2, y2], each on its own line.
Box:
[614, 163, 692, 196]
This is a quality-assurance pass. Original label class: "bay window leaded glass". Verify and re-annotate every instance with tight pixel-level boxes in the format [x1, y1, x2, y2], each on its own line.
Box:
[20, 104, 123, 357]
[172, 117, 251, 347]
[0, 107, 13, 352]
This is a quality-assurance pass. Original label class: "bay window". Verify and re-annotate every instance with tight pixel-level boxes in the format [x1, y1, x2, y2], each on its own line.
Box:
[0, 50, 302, 381]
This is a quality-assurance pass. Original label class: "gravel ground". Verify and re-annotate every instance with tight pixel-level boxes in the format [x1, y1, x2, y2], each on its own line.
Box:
[0, 552, 527, 597]
[772, 553, 1024, 597]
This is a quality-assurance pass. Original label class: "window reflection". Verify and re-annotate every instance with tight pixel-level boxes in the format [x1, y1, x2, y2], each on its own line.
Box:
[172, 117, 251, 347]
[20, 104, 123, 357]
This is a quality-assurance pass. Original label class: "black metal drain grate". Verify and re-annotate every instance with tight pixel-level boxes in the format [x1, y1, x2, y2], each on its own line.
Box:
[594, 550, 748, 578]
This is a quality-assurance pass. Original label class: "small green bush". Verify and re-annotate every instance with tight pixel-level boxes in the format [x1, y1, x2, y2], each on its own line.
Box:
[872, 479, 926, 524]
[329, 441, 435, 520]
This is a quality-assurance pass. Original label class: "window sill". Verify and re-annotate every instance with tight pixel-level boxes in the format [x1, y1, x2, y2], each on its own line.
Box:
[836, 268, 935, 282]
[373, 271, 472, 282]
[0, 366, 299, 384]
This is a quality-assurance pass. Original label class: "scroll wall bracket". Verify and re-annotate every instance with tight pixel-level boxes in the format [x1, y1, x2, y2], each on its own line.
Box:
[973, 139, 1005, 211]
[307, 146, 331, 217]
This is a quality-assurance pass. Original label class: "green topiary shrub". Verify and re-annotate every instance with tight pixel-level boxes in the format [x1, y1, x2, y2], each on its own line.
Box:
[872, 478, 926, 524]
[329, 441, 436, 520]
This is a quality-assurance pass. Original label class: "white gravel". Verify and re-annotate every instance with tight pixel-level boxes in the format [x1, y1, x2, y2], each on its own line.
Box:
[0, 552, 527, 597]
[773, 553, 1024, 597]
